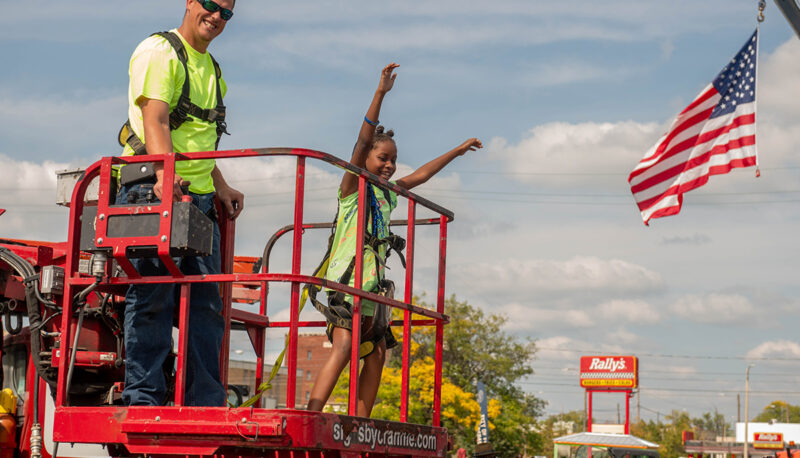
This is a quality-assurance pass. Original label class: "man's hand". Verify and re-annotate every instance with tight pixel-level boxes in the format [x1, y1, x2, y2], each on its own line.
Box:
[456, 138, 483, 156]
[216, 183, 244, 219]
[153, 166, 191, 202]
[377, 63, 399, 94]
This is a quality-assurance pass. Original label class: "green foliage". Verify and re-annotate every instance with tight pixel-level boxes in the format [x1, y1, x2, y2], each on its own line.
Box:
[332, 295, 545, 457]
[754, 401, 800, 423]
[411, 295, 545, 457]
[630, 409, 733, 458]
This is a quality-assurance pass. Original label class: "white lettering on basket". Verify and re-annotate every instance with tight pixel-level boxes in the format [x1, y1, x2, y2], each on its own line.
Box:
[331, 422, 437, 451]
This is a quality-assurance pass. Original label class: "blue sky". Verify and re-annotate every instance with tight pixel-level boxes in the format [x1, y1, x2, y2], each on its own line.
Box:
[2, 1, 800, 425]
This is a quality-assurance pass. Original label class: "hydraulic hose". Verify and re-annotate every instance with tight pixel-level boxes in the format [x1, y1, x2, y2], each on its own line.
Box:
[0, 247, 58, 388]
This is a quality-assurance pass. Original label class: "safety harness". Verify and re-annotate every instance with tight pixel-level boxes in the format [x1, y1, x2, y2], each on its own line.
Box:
[117, 31, 229, 156]
[240, 185, 406, 408]
[307, 185, 405, 354]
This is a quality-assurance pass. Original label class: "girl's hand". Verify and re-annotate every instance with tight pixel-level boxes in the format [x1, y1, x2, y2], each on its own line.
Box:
[377, 63, 399, 94]
[457, 138, 483, 155]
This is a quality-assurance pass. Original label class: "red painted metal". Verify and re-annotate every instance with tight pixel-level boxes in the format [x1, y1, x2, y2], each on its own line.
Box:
[51, 349, 117, 368]
[433, 215, 448, 427]
[585, 387, 633, 433]
[52, 407, 449, 456]
[174, 283, 191, 406]
[349, 176, 368, 415]
[219, 205, 237, 390]
[42, 147, 455, 455]
[286, 156, 306, 409]
[625, 389, 631, 434]
[401, 199, 417, 422]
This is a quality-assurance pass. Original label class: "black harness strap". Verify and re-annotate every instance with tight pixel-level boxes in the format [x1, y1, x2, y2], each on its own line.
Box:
[304, 185, 403, 356]
[118, 31, 228, 155]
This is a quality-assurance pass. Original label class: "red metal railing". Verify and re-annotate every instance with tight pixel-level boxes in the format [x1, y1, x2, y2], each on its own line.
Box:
[56, 147, 453, 445]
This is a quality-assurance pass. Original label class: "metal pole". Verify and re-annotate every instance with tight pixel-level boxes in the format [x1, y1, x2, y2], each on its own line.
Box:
[744, 364, 754, 458]
[432, 215, 448, 427]
[286, 156, 306, 409]
[348, 176, 367, 415]
[400, 200, 416, 422]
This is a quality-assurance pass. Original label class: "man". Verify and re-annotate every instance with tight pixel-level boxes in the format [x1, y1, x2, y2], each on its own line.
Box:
[117, 0, 243, 406]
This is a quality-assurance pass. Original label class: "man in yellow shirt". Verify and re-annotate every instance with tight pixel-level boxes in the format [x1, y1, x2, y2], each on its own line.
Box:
[117, 0, 242, 406]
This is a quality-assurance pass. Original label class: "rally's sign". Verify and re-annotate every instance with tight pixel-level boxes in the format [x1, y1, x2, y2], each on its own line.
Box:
[754, 432, 784, 449]
[579, 356, 638, 388]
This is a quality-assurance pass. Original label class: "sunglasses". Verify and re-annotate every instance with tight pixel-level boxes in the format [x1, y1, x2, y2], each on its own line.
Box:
[196, 0, 233, 21]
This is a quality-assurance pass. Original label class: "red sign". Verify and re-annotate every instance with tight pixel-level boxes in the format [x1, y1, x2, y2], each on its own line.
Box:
[579, 356, 638, 388]
[754, 432, 784, 449]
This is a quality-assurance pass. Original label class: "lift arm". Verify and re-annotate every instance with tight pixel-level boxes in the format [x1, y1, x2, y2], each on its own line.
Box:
[774, 0, 800, 38]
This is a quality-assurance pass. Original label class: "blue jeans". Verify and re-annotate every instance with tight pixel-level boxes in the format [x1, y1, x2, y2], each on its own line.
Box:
[117, 182, 225, 406]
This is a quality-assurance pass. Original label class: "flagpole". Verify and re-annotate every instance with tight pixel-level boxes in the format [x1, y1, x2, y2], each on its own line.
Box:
[755, 0, 765, 176]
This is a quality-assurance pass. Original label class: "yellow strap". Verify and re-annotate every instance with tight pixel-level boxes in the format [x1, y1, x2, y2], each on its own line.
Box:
[239, 257, 329, 408]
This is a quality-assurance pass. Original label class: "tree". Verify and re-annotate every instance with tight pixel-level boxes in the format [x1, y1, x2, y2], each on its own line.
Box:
[754, 401, 800, 423]
[408, 296, 545, 456]
[329, 296, 545, 457]
[630, 409, 734, 458]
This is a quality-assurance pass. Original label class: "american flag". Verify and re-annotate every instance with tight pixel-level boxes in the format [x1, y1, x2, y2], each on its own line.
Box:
[629, 29, 758, 225]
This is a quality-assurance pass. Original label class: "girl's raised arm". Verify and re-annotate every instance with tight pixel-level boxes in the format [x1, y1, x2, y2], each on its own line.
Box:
[340, 63, 399, 198]
[396, 138, 482, 190]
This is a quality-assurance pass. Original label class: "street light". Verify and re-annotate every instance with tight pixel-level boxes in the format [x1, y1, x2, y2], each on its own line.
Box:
[744, 364, 755, 458]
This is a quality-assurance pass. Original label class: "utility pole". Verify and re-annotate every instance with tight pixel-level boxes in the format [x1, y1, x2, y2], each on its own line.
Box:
[737, 394, 741, 423]
[637, 391, 640, 422]
[744, 364, 754, 458]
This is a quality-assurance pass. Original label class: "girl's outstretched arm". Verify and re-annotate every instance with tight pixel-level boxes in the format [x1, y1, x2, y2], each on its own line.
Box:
[340, 63, 399, 198]
[396, 138, 482, 190]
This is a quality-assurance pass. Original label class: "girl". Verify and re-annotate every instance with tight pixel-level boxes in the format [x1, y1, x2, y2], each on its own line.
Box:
[307, 63, 482, 417]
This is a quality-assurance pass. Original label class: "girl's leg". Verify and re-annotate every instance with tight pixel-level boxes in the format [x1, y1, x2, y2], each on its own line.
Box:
[307, 326, 352, 411]
[357, 339, 387, 417]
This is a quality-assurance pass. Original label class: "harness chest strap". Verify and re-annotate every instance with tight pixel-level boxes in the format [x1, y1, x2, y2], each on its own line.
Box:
[117, 31, 228, 156]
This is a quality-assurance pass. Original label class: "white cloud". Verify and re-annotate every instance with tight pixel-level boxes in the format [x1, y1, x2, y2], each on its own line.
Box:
[492, 298, 660, 334]
[0, 90, 124, 160]
[517, 60, 640, 88]
[486, 36, 800, 196]
[669, 293, 757, 324]
[534, 336, 627, 363]
[488, 121, 660, 189]
[745, 340, 800, 359]
[597, 299, 661, 324]
[0, 154, 73, 241]
[451, 256, 663, 299]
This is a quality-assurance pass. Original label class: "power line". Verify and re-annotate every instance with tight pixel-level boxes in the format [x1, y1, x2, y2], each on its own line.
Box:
[536, 347, 800, 361]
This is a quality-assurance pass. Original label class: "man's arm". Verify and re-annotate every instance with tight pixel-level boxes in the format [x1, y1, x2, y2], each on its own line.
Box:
[140, 98, 189, 201]
[211, 166, 244, 220]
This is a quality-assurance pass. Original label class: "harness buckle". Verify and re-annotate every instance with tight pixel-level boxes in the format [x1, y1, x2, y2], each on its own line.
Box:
[217, 120, 230, 136]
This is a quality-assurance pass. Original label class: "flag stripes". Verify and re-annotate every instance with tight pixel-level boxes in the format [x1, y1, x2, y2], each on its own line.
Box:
[629, 30, 758, 225]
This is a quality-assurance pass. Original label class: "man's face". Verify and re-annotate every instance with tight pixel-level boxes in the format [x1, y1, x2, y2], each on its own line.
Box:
[186, 0, 234, 44]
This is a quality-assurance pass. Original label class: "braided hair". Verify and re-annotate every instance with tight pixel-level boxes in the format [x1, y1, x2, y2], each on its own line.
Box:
[371, 125, 395, 150]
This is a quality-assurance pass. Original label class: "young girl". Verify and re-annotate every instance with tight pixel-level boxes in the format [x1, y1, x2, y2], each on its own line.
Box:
[306, 63, 482, 417]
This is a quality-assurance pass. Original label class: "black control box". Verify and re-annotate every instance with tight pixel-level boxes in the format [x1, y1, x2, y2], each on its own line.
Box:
[80, 202, 213, 258]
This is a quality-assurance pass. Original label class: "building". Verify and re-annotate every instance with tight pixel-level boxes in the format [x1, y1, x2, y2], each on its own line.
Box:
[227, 359, 303, 408]
[683, 423, 800, 458]
[295, 333, 333, 405]
[227, 333, 333, 408]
